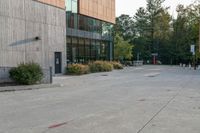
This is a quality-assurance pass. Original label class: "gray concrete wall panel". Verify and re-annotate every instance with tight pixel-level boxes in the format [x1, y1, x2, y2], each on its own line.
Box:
[0, 0, 66, 83]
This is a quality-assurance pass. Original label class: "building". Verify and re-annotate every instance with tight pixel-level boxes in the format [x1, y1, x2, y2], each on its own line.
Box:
[66, 0, 115, 64]
[0, 0, 115, 83]
[0, 0, 66, 82]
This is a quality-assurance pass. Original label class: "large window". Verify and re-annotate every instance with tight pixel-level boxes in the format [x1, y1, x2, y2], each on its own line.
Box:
[67, 37, 111, 63]
[66, 0, 113, 35]
[67, 11, 113, 35]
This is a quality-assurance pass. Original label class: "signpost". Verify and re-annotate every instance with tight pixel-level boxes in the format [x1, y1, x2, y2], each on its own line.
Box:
[191, 45, 195, 55]
[191, 44, 196, 70]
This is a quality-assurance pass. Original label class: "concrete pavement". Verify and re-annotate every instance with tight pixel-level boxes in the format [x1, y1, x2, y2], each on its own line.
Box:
[0, 84, 61, 92]
[0, 65, 200, 133]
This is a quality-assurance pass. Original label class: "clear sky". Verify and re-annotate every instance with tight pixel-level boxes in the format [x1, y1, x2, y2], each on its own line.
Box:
[116, 0, 196, 17]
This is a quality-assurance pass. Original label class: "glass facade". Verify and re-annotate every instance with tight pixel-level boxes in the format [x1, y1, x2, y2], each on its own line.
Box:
[66, 0, 114, 64]
[67, 37, 111, 63]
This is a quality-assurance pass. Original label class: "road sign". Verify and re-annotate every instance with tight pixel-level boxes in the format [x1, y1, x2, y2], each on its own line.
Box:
[151, 53, 158, 56]
[190, 45, 195, 55]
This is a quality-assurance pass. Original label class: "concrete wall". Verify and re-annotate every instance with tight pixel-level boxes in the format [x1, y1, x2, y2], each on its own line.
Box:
[0, 67, 12, 83]
[0, 0, 66, 81]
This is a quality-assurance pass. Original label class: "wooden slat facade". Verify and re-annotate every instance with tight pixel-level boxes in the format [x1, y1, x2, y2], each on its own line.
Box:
[36, 0, 65, 9]
[79, 0, 115, 24]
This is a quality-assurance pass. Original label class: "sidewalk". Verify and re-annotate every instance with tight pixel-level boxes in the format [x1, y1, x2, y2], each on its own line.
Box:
[0, 75, 75, 92]
[0, 83, 61, 92]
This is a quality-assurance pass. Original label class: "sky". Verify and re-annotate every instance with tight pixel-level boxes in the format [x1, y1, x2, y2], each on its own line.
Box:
[116, 0, 197, 17]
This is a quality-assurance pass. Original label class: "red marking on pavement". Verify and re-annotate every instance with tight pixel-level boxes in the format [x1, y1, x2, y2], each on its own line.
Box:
[48, 122, 67, 129]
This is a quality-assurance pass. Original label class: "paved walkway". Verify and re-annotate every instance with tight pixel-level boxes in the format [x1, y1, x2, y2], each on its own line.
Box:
[0, 65, 200, 133]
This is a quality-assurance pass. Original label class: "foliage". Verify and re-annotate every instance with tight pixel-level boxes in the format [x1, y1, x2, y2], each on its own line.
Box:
[66, 64, 90, 75]
[89, 61, 113, 73]
[110, 61, 124, 69]
[170, 3, 200, 64]
[115, 14, 135, 40]
[66, 61, 124, 75]
[134, 7, 149, 38]
[115, 0, 200, 64]
[114, 34, 133, 61]
[9, 62, 43, 85]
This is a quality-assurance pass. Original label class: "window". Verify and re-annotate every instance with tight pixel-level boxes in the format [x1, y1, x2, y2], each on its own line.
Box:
[66, 0, 78, 13]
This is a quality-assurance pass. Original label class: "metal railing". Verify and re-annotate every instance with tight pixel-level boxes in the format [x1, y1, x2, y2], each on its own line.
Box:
[133, 61, 144, 66]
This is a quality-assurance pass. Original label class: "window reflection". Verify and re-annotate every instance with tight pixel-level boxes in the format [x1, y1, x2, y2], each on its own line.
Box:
[67, 37, 111, 63]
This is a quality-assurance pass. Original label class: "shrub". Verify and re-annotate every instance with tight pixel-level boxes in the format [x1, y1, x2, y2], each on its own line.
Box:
[89, 61, 113, 73]
[111, 61, 123, 69]
[66, 64, 90, 75]
[9, 62, 43, 85]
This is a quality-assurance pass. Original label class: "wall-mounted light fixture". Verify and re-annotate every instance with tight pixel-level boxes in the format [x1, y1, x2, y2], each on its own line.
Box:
[35, 36, 41, 41]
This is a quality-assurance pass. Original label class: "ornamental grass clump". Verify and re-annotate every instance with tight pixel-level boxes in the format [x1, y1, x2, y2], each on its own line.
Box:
[89, 61, 113, 73]
[66, 64, 90, 75]
[110, 61, 123, 69]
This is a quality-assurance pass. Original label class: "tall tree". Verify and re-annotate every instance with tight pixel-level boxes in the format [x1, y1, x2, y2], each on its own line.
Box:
[114, 14, 135, 41]
[133, 0, 171, 63]
[134, 7, 149, 38]
[171, 3, 200, 64]
[146, 0, 168, 53]
[114, 0, 199, 65]
[134, 7, 150, 61]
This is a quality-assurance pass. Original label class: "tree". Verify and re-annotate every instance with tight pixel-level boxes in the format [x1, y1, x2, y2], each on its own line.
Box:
[146, 0, 170, 53]
[134, 7, 149, 38]
[170, 3, 200, 64]
[114, 14, 135, 41]
[115, 0, 199, 65]
[133, 0, 172, 63]
[114, 34, 133, 61]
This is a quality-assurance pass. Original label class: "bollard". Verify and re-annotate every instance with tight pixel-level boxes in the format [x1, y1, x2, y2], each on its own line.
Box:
[50, 67, 53, 84]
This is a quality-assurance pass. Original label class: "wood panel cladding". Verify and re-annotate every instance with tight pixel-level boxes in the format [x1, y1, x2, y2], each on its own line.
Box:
[79, 0, 115, 24]
[36, 0, 65, 9]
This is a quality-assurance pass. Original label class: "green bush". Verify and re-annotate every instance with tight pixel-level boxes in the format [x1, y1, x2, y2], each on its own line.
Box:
[9, 62, 43, 85]
[89, 61, 113, 73]
[111, 61, 124, 69]
[66, 64, 90, 75]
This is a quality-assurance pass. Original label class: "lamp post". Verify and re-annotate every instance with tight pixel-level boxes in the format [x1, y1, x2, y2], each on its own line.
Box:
[191, 43, 196, 70]
[199, 20, 200, 53]
[137, 52, 140, 61]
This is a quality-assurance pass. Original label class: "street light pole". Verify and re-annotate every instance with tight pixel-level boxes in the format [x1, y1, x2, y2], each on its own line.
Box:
[199, 20, 200, 53]
[194, 50, 197, 70]
[137, 53, 140, 61]
[191, 44, 196, 70]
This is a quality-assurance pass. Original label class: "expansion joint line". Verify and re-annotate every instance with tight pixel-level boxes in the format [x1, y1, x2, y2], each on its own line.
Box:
[136, 75, 194, 133]
[136, 92, 178, 133]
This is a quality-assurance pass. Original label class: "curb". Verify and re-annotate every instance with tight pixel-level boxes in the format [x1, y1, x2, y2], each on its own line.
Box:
[0, 83, 61, 93]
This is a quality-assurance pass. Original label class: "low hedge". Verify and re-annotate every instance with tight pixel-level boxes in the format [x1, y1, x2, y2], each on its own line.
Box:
[66, 64, 90, 75]
[89, 61, 113, 73]
[66, 61, 123, 75]
[111, 61, 124, 69]
[9, 62, 43, 85]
